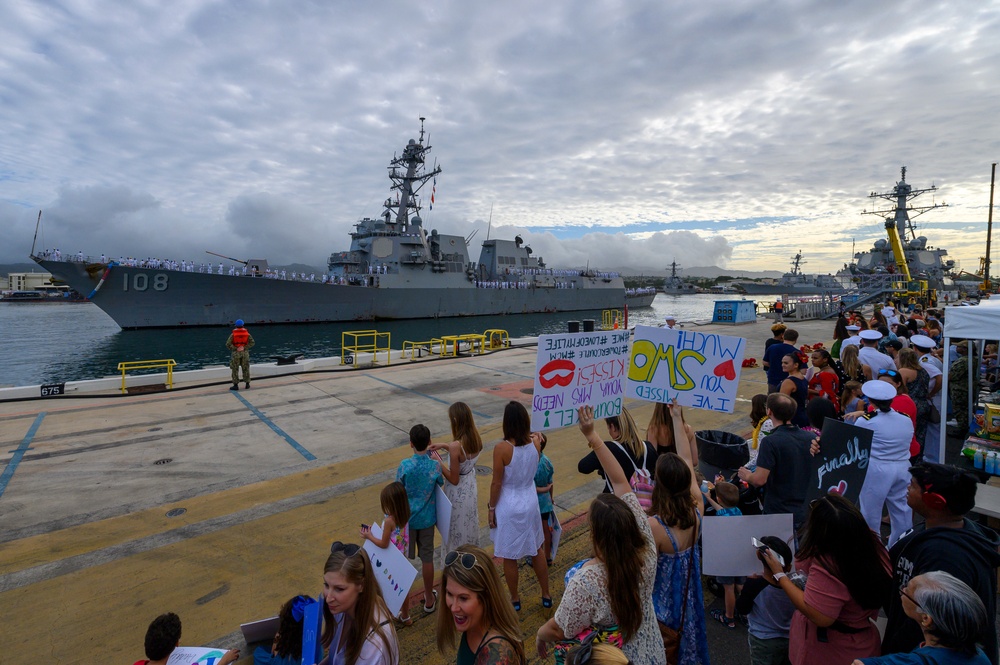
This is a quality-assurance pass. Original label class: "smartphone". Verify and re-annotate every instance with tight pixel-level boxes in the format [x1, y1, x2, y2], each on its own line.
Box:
[361, 523, 369, 531]
[752, 537, 785, 567]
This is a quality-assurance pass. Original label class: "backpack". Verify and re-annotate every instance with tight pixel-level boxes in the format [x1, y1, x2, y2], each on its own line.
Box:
[611, 440, 655, 509]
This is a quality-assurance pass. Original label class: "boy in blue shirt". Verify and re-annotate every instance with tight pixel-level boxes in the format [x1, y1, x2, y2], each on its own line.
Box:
[707, 480, 746, 629]
[396, 423, 443, 612]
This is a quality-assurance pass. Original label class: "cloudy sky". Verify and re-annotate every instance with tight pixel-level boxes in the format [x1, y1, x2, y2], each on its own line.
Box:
[2, 0, 999, 276]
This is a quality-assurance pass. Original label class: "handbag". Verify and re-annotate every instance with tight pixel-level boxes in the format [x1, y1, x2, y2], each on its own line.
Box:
[553, 625, 624, 665]
[610, 441, 655, 509]
[658, 513, 698, 665]
[928, 403, 941, 424]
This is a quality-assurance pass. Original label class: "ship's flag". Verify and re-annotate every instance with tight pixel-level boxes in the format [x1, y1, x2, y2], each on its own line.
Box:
[430, 177, 436, 210]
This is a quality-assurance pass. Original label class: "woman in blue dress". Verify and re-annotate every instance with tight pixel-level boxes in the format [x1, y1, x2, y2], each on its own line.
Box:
[647, 401, 710, 665]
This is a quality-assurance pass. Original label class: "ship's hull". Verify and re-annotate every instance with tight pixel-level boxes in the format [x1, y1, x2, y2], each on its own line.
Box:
[37, 260, 653, 329]
[739, 282, 846, 296]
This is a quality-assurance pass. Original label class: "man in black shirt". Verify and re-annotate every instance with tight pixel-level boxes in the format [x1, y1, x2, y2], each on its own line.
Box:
[737, 393, 814, 530]
[882, 462, 1000, 665]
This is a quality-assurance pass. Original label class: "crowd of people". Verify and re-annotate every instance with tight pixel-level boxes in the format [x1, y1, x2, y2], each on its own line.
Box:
[133, 298, 1000, 665]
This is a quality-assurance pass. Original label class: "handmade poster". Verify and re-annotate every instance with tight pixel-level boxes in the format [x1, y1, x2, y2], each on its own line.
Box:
[435, 485, 452, 545]
[166, 648, 231, 665]
[363, 521, 419, 617]
[301, 594, 324, 665]
[531, 329, 632, 431]
[701, 513, 795, 577]
[806, 418, 874, 504]
[625, 326, 746, 413]
[548, 512, 563, 561]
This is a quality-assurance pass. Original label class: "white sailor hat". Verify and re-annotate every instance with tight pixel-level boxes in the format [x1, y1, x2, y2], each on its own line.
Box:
[910, 334, 937, 349]
[665, 315, 676, 321]
[846, 325, 861, 331]
[859, 330, 882, 341]
[862, 381, 897, 401]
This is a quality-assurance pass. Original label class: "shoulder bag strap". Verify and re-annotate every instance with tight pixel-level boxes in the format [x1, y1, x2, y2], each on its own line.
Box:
[676, 512, 699, 627]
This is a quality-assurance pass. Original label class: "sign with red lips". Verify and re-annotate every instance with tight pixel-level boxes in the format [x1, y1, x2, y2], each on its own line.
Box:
[538, 358, 576, 388]
[531, 330, 632, 431]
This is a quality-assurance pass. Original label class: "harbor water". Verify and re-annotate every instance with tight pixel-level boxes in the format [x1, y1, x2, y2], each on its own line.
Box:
[0, 293, 775, 387]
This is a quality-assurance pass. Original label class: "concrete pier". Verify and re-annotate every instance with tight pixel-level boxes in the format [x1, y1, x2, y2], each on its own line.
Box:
[0, 318, 835, 664]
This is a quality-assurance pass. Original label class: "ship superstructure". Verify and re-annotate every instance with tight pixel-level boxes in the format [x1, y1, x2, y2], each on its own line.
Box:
[31, 120, 653, 329]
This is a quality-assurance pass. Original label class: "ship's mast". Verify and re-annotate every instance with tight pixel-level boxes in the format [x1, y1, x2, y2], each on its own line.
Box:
[383, 117, 442, 230]
[790, 252, 804, 275]
[862, 166, 948, 242]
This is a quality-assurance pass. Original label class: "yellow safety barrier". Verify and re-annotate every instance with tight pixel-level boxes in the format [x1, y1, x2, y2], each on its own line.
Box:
[117, 359, 177, 394]
[602, 309, 624, 330]
[403, 338, 443, 360]
[483, 329, 510, 349]
[342, 330, 392, 366]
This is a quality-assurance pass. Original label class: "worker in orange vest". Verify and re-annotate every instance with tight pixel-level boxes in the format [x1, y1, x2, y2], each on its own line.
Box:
[226, 319, 255, 390]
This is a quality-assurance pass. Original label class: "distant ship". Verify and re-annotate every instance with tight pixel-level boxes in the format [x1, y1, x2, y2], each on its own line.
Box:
[738, 252, 847, 295]
[31, 120, 654, 329]
[661, 261, 700, 295]
[838, 167, 956, 291]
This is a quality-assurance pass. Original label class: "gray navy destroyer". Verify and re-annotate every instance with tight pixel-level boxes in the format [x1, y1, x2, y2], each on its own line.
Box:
[31, 120, 654, 329]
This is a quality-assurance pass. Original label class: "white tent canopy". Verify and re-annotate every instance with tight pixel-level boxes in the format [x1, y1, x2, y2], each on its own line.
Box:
[940, 300, 1000, 462]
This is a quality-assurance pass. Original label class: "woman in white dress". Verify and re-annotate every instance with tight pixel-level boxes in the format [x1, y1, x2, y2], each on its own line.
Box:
[489, 401, 550, 611]
[429, 402, 483, 551]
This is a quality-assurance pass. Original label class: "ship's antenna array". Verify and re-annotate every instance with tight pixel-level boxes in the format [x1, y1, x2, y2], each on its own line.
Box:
[862, 166, 948, 242]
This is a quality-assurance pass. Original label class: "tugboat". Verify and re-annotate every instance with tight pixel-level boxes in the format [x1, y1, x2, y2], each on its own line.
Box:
[30, 119, 654, 329]
[839, 167, 956, 292]
[738, 252, 847, 295]
[661, 261, 700, 295]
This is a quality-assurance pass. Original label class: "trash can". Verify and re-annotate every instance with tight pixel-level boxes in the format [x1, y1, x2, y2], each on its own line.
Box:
[695, 430, 750, 480]
[582, 319, 595, 332]
[567, 320, 581, 333]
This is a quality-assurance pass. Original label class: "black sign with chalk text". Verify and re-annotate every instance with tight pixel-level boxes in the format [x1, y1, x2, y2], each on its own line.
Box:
[40, 383, 65, 397]
[806, 418, 874, 505]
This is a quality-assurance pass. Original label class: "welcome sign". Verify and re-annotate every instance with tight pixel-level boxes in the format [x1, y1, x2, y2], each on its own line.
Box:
[531, 330, 631, 431]
[625, 326, 746, 413]
[806, 418, 873, 504]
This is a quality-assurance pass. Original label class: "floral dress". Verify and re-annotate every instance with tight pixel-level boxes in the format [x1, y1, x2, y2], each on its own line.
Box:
[652, 513, 710, 665]
[443, 453, 481, 550]
[554, 493, 666, 665]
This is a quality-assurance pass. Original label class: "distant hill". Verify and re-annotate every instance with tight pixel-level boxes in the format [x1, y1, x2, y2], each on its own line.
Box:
[0, 262, 45, 276]
[618, 265, 785, 279]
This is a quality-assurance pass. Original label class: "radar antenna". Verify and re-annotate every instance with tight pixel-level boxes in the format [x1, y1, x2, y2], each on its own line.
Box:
[862, 166, 948, 242]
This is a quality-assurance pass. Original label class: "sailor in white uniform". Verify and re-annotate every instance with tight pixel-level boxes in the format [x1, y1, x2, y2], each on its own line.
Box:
[858, 330, 897, 378]
[842, 324, 862, 349]
[855, 380, 915, 547]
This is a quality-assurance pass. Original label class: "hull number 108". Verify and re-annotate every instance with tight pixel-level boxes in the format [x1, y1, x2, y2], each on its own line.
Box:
[123, 273, 169, 291]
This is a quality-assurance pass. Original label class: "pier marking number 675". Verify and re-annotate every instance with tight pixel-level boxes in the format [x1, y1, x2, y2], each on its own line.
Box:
[123, 273, 169, 291]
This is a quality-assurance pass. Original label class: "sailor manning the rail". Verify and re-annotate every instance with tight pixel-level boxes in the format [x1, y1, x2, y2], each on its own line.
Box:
[226, 319, 255, 391]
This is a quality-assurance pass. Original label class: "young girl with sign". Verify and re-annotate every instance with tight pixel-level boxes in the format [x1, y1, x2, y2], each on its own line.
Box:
[254, 596, 308, 665]
[360, 482, 412, 625]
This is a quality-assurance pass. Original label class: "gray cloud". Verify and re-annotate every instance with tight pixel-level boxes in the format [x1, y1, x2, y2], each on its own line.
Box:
[1, 0, 998, 274]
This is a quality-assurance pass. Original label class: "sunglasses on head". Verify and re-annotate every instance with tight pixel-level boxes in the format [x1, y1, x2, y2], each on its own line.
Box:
[330, 541, 361, 557]
[878, 369, 900, 378]
[444, 550, 477, 570]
